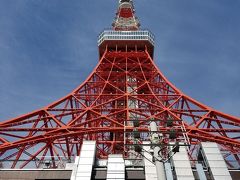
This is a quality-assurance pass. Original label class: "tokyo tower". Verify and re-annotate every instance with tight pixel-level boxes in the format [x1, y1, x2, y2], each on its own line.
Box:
[0, 1, 239, 179]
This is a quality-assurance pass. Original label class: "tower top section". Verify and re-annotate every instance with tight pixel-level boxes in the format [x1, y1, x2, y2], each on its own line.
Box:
[98, 0, 154, 58]
[112, 0, 140, 31]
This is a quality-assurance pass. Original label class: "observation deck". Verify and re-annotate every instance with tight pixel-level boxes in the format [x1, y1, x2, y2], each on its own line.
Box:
[98, 30, 155, 58]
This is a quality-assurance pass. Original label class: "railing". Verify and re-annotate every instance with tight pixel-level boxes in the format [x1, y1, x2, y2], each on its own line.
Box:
[0, 158, 239, 170]
[0, 156, 75, 169]
[189, 159, 240, 170]
[98, 30, 155, 46]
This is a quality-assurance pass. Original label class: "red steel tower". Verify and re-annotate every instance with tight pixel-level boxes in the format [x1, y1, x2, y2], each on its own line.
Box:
[0, 0, 239, 169]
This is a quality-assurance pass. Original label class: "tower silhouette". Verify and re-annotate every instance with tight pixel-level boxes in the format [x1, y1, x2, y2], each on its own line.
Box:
[0, 0, 239, 170]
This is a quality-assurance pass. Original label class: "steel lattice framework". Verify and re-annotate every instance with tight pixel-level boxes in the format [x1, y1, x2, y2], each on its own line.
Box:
[0, 0, 239, 169]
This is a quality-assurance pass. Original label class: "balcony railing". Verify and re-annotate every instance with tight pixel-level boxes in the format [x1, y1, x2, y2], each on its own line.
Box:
[98, 30, 155, 46]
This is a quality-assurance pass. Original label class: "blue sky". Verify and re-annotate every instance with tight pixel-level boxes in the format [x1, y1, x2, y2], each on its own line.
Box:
[0, 0, 240, 121]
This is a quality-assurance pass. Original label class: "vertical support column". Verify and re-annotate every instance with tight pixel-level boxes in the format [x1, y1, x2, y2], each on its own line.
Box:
[71, 141, 96, 180]
[149, 122, 166, 180]
[143, 141, 158, 180]
[126, 76, 139, 158]
[201, 142, 232, 180]
[127, 76, 138, 126]
[71, 156, 80, 179]
[171, 143, 194, 180]
[196, 163, 207, 180]
[106, 154, 125, 180]
[164, 163, 174, 180]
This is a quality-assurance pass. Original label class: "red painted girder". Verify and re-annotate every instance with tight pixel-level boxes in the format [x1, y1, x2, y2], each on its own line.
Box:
[1, 127, 240, 150]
